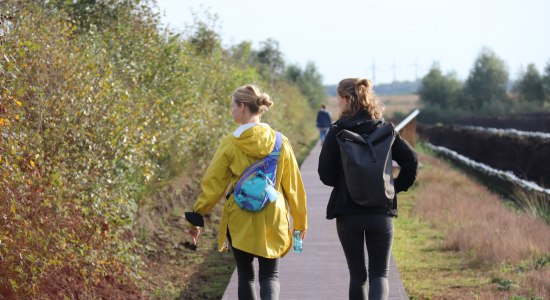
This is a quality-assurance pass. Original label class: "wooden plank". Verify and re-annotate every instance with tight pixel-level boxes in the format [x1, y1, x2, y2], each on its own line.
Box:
[222, 142, 409, 299]
[399, 118, 417, 148]
[395, 109, 419, 148]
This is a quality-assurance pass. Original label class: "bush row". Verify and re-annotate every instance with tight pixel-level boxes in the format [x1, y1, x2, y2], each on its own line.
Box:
[0, 1, 317, 297]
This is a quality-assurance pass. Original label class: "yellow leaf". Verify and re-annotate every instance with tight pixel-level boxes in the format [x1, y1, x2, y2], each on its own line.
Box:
[10, 203, 16, 215]
[15, 115, 20, 121]
[0, 118, 4, 126]
[9, 279, 18, 289]
[15, 101, 22, 107]
[30, 160, 35, 168]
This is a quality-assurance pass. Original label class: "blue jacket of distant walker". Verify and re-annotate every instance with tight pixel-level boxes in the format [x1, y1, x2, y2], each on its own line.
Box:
[317, 109, 332, 128]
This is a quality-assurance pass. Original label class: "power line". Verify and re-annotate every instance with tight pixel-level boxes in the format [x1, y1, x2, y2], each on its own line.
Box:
[369, 58, 425, 84]
[392, 58, 401, 82]
[370, 59, 379, 84]
[410, 56, 421, 82]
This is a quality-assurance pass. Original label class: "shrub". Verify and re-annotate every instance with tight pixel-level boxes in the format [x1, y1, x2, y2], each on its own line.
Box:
[0, 1, 317, 298]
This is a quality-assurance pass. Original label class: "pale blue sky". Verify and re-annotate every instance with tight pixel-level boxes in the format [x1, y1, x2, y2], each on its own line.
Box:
[154, 0, 550, 85]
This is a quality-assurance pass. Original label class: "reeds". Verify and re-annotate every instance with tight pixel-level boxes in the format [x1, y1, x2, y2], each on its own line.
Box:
[512, 188, 550, 224]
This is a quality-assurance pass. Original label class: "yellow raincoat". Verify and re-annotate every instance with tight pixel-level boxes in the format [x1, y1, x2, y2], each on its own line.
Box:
[192, 123, 307, 258]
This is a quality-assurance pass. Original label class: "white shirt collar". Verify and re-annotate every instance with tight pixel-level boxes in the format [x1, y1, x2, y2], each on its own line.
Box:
[233, 123, 270, 137]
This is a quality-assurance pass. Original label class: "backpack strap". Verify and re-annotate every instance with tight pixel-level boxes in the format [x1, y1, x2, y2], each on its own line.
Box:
[270, 131, 283, 157]
[226, 131, 282, 199]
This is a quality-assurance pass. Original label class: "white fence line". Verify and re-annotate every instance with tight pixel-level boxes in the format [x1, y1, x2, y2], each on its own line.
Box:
[459, 125, 550, 139]
[395, 109, 420, 132]
[427, 143, 550, 196]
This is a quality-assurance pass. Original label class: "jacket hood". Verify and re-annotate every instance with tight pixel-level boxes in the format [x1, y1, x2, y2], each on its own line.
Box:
[232, 123, 276, 158]
[337, 110, 384, 132]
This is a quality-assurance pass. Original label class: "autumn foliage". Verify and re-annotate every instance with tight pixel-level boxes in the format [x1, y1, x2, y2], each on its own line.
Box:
[0, 1, 317, 298]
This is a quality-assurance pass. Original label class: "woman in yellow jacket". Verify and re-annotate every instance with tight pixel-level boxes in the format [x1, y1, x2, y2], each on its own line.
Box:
[186, 84, 307, 300]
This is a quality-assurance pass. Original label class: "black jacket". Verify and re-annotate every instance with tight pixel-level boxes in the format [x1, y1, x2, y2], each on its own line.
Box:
[318, 111, 418, 219]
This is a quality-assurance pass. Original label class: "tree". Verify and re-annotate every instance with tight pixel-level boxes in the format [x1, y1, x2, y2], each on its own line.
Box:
[418, 63, 462, 109]
[514, 63, 544, 105]
[229, 41, 255, 67]
[254, 38, 285, 79]
[286, 62, 327, 108]
[47, 0, 138, 32]
[285, 64, 302, 83]
[543, 61, 550, 104]
[188, 22, 221, 55]
[461, 48, 509, 110]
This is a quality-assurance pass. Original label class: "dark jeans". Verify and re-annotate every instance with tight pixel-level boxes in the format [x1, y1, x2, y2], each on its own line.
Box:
[228, 232, 280, 300]
[336, 214, 393, 300]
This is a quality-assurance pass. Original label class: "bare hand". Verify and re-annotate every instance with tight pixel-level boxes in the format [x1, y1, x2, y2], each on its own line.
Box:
[294, 229, 306, 241]
[188, 226, 201, 245]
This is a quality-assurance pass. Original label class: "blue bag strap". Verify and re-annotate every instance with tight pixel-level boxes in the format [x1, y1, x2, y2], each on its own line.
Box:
[269, 131, 282, 157]
[265, 131, 282, 184]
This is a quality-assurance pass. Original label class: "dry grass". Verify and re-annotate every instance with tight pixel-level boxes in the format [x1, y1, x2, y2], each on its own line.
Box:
[325, 96, 340, 120]
[396, 150, 550, 299]
[414, 154, 550, 265]
[379, 94, 420, 118]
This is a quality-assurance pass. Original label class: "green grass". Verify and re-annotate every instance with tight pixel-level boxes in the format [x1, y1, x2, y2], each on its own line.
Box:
[182, 249, 236, 299]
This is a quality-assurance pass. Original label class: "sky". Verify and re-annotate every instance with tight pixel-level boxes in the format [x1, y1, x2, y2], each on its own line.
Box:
[153, 0, 550, 85]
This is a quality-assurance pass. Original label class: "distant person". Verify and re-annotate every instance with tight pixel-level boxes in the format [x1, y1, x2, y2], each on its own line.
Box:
[186, 84, 307, 300]
[316, 104, 332, 143]
[318, 78, 418, 300]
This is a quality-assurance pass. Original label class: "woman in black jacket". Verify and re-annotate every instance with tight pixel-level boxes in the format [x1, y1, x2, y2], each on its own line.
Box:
[318, 78, 418, 300]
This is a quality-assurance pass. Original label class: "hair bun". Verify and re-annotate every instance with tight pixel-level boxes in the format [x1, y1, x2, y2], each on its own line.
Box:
[233, 84, 272, 114]
[258, 94, 273, 108]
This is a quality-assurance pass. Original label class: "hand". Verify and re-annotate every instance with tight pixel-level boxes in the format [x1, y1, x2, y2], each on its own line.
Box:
[294, 229, 306, 241]
[188, 226, 201, 245]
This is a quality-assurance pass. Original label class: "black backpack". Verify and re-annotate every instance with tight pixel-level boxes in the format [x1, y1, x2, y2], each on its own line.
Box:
[336, 122, 396, 206]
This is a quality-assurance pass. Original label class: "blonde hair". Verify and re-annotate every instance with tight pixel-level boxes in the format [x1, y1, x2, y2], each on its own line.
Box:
[337, 78, 384, 119]
[232, 84, 273, 114]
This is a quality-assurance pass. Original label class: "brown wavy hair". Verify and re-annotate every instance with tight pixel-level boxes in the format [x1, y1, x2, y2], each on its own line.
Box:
[337, 78, 384, 119]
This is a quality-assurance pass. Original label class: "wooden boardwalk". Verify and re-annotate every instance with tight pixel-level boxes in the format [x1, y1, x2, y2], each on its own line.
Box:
[222, 143, 408, 299]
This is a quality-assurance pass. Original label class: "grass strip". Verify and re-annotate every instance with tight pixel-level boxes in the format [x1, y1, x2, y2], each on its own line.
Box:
[393, 148, 549, 299]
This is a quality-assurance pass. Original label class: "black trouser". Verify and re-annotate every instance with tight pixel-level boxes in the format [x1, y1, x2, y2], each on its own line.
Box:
[336, 214, 393, 300]
[228, 232, 280, 300]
